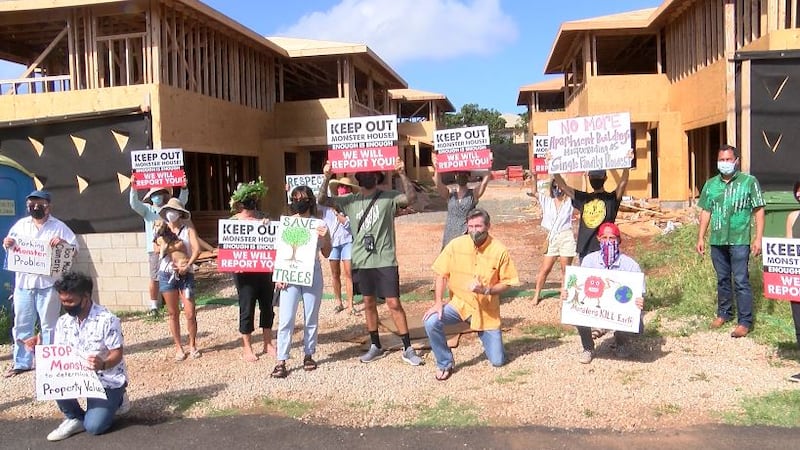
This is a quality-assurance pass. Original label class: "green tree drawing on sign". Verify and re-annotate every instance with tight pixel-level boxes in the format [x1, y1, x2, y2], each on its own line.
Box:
[282, 226, 311, 261]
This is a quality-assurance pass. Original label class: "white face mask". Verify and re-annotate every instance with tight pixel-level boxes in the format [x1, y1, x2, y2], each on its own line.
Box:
[165, 210, 181, 223]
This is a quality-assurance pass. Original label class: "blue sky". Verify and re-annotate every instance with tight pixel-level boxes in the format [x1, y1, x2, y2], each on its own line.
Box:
[0, 0, 660, 114]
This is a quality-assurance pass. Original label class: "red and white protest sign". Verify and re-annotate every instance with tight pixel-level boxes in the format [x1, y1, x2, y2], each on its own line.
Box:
[762, 237, 800, 302]
[217, 219, 277, 272]
[327, 115, 398, 173]
[533, 136, 550, 175]
[35, 345, 107, 401]
[130, 148, 186, 189]
[434, 125, 492, 172]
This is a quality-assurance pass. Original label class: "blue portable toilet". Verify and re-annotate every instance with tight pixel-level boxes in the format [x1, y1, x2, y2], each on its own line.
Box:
[0, 156, 35, 311]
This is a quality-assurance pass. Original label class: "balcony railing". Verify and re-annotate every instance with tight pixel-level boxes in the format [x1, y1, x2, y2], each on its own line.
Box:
[1, 75, 72, 95]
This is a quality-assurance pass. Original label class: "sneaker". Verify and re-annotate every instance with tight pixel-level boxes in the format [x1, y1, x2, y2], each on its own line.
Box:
[614, 344, 632, 359]
[116, 392, 131, 416]
[47, 418, 85, 442]
[359, 344, 386, 363]
[401, 347, 423, 366]
[578, 350, 594, 364]
[788, 372, 800, 383]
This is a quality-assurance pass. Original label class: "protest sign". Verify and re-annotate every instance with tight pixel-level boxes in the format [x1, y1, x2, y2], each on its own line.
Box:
[130, 148, 187, 189]
[217, 219, 277, 272]
[5, 237, 77, 276]
[434, 125, 492, 172]
[532, 135, 550, 175]
[35, 345, 107, 401]
[762, 237, 800, 301]
[561, 266, 644, 333]
[272, 215, 320, 286]
[326, 115, 398, 173]
[547, 112, 632, 174]
[285, 174, 325, 203]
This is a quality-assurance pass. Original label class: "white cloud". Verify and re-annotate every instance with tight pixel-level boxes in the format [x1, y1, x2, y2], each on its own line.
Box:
[276, 0, 518, 64]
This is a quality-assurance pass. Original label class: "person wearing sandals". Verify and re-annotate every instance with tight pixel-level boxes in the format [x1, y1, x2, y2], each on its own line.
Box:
[324, 176, 358, 315]
[230, 178, 275, 362]
[271, 186, 332, 378]
[157, 198, 202, 361]
[423, 209, 519, 381]
[531, 175, 575, 305]
[785, 181, 800, 383]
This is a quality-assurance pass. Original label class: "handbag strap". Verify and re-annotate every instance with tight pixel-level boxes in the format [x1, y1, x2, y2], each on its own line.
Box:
[357, 191, 382, 234]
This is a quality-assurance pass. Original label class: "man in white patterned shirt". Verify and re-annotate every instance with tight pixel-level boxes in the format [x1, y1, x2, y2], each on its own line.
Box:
[46, 272, 130, 442]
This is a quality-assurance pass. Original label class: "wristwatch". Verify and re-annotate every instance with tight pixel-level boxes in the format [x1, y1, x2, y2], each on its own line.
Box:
[483, 287, 491, 295]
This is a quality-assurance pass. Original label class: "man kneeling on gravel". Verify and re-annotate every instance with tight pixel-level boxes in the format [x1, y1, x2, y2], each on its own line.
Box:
[423, 208, 519, 381]
[47, 272, 130, 441]
[562, 222, 645, 364]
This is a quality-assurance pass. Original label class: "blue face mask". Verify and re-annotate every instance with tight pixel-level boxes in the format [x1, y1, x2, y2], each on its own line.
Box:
[717, 161, 736, 176]
[151, 195, 164, 207]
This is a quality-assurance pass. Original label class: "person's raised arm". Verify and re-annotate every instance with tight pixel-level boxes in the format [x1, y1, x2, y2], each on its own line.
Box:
[432, 164, 450, 199]
[552, 173, 575, 199]
[786, 210, 799, 238]
[474, 171, 492, 200]
[129, 187, 148, 216]
[178, 186, 189, 206]
[396, 159, 417, 206]
[615, 167, 631, 201]
[318, 161, 335, 207]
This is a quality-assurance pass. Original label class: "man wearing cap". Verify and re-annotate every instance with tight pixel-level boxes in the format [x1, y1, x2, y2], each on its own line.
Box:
[563, 222, 645, 364]
[3, 190, 78, 378]
[553, 166, 630, 260]
[129, 185, 189, 315]
[319, 161, 424, 366]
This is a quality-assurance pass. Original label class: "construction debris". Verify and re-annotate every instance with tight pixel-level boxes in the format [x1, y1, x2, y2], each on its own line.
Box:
[617, 198, 696, 237]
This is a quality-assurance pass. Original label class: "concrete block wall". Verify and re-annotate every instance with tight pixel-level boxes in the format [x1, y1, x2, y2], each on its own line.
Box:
[71, 232, 150, 312]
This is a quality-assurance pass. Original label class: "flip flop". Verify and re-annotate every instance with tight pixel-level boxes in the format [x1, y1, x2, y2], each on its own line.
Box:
[591, 329, 607, 340]
[333, 304, 345, 313]
[174, 351, 187, 362]
[271, 363, 288, 378]
[3, 367, 29, 378]
[303, 355, 317, 371]
[435, 367, 453, 381]
[189, 349, 202, 359]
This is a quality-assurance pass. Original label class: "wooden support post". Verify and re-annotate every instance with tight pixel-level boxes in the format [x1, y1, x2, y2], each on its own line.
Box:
[724, 0, 736, 146]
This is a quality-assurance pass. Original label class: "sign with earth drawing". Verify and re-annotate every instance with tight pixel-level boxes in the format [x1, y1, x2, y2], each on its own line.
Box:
[560, 266, 644, 333]
[272, 215, 320, 287]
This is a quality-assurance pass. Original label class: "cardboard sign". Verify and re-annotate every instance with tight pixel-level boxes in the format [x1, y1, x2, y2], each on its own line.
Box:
[4, 237, 77, 276]
[130, 148, 187, 189]
[327, 115, 399, 174]
[285, 174, 325, 203]
[762, 237, 800, 302]
[434, 126, 492, 173]
[547, 113, 632, 174]
[35, 345, 107, 401]
[217, 219, 277, 272]
[272, 215, 320, 287]
[561, 266, 644, 333]
[533, 136, 550, 175]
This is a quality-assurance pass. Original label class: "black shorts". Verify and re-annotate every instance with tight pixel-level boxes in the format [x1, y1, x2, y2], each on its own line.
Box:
[352, 266, 400, 298]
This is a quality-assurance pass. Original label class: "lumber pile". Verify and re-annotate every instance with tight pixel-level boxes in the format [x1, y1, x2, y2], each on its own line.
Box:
[616, 198, 696, 238]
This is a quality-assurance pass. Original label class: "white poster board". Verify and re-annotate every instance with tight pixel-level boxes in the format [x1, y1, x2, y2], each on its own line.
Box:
[217, 219, 277, 273]
[5, 237, 77, 276]
[547, 112, 632, 174]
[272, 216, 320, 287]
[285, 174, 325, 203]
[35, 345, 107, 401]
[561, 266, 644, 333]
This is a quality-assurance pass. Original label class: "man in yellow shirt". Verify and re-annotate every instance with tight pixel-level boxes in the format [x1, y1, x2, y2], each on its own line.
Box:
[423, 208, 519, 381]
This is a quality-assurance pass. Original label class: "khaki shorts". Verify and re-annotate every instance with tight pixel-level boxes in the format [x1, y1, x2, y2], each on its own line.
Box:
[545, 229, 577, 258]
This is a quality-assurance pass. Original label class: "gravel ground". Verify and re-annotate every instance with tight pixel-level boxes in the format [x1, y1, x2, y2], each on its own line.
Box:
[1, 182, 797, 430]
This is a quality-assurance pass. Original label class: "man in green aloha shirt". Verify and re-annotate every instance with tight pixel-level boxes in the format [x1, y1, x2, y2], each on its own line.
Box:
[696, 145, 765, 338]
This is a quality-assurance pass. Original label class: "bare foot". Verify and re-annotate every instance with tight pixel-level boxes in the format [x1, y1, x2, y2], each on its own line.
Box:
[242, 347, 259, 362]
[265, 342, 277, 358]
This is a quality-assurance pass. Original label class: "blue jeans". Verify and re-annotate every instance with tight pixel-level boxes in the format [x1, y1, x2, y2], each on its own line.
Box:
[276, 269, 323, 361]
[12, 286, 59, 370]
[423, 304, 505, 370]
[56, 385, 126, 435]
[710, 245, 753, 327]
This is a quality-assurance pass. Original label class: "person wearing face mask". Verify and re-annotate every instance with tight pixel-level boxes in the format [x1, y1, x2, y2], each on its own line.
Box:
[324, 176, 358, 315]
[422, 208, 519, 381]
[564, 222, 645, 364]
[44, 271, 130, 441]
[229, 178, 275, 362]
[433, 167, 492, 249]
[129, 185, 189, 316]
[3, 190, 78, 378]
[319, 160, 425, 366]
[531, 174, 576, 305]
[270, 186, 332, 378]
[552, 156, 631, 260]
[696, 145, 765, 338]
[157, 198, 201, 361]
[785, 181, 800, 383]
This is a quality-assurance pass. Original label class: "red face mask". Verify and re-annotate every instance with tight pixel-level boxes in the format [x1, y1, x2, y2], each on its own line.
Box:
[337, 187, 349, 195]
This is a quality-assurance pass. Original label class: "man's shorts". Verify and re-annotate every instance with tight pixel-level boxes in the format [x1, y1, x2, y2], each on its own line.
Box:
[329, 242, 352, 261]
[352, 266, 400, 298]
[545, 229, 577, 258]
[148, 252, 160, 281]
[158, 271, 195, 298]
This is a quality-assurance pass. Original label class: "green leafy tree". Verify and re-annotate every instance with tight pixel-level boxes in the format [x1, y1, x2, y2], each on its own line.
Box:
[515, 111, 530, 133]
[442, 103, 509, 144]
[282, 226, 311, 261]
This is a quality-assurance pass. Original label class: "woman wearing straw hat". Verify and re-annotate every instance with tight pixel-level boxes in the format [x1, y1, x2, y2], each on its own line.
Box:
[325, 176, 359, 314]
[157, 198, 202, 361]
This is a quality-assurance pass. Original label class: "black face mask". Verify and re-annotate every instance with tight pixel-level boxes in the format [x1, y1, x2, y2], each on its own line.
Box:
[290, 198, 312, 214]
[241, 198, 257, 210]
[64, 297, 89, 317]
[589, 179, 606, 190]
[29, 205, 46, 220]
[357, 174, 378, 189]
